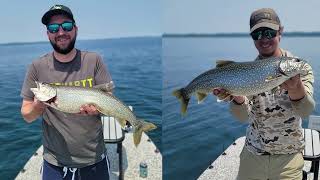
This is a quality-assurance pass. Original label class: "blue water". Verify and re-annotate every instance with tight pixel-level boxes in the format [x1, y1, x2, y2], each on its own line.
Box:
[163, 37, 320, 180]
[0, 37, 161, 180]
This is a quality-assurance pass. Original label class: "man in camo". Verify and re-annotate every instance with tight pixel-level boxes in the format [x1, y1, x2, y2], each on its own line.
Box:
[214, 8, 315, 180]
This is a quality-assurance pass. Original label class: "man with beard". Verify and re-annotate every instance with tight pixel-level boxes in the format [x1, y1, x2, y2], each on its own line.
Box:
[20, 5, 113, 180]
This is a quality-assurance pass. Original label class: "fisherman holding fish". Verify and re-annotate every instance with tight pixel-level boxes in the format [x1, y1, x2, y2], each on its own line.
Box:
[172, 7, 315, 180]
[20, 5, 113, 180]
[216, 8, 315, 180]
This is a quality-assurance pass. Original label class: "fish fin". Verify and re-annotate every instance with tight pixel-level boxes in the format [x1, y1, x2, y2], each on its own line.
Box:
[96, 108, 104, 115]
[133, 120, 157, 147]
[172, 88, 190, 115]
[91, 103, 105, 113]
[196, 92, 208, 104]
[93, 83, 114, 93]
[216, 91, 232, 102]
[117, 118, 127, 127]
[95, 106, 128, 127]
[216, 60, 235, 68]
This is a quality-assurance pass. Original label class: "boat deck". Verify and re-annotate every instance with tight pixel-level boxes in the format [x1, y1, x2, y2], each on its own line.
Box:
[198, 137, 315, 180]
[15, 132, 162, 180]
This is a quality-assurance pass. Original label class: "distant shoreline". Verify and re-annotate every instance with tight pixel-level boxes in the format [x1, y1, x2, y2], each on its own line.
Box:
[163, 32, 320, 38]
[1, 33, 319, 45]
[0, 36, 161, 46]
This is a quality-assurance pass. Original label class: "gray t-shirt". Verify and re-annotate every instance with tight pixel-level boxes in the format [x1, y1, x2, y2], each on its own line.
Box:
[21, 49, 114, 168]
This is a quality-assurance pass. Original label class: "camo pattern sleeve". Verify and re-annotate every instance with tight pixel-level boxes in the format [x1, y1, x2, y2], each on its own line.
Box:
[290, 62, 315, 118]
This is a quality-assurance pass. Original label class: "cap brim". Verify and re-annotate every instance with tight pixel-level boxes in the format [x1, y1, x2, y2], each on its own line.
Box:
[41, 9, 74, 25]
[250, 22, 280, 33]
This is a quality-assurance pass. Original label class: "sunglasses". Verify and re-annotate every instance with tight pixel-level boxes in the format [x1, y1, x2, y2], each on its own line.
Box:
[47, 22, 74, 33]
[251, 29, 278, 40]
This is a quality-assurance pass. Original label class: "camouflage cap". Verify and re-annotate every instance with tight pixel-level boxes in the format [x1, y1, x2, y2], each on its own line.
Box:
[250, 8, 281, 33]
[41, 5, 75, 25]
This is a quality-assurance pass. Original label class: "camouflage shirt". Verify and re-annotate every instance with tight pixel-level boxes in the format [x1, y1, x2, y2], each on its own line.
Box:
[230, 49, 315, 155]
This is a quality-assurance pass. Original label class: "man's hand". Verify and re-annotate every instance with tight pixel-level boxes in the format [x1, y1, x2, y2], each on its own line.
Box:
[33, 98, 47, 112]
[79, 104, 100, 115]
[21, 98, 47, 123]
[213, 88, 245, 104]
[280, 74, 305, 100]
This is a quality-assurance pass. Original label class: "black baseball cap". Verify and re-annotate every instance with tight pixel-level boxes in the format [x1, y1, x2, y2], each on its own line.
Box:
[41, 5, 75, 25]
[250, 8, 281, 33]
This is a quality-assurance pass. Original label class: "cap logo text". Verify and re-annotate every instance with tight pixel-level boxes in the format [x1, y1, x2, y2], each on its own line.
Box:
[255, 13, 272, 20]
[53, 5, 62, 10]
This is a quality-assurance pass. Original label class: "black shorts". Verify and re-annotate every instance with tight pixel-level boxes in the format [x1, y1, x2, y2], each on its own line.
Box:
[41, 157, 110, 180]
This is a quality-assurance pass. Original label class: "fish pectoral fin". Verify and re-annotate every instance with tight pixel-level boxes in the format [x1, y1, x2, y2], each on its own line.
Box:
[96, 108, 104, 115]
[196, 92, 208, 104]
[216, 91, 232, 102]
[90, 104, 106, 115]
[133, 119, 157, 147]
[216, 60, 235, 68]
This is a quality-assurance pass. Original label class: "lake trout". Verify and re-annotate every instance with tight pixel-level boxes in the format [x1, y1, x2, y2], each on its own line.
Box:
[173, 57, 310, 115]
[31, 82, 157, 146]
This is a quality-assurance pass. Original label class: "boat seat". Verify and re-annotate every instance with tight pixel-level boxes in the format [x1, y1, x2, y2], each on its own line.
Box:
[302, 128, 320, 180]
[101, 106, 132, 180]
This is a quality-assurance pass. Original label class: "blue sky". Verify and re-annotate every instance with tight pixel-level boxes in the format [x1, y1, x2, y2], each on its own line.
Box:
[164, 0, 320, 34]
[2, 1, 320, 43]
[0, 1, 161, 43]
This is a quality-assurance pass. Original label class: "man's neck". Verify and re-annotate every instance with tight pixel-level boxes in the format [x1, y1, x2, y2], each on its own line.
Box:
[259, 48, 282, 59]
[53, 48, 77, 63]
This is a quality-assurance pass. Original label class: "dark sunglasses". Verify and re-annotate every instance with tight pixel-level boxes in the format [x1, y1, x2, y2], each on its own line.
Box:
[251, 29, 278, 40]
[47, 22, 74, 33]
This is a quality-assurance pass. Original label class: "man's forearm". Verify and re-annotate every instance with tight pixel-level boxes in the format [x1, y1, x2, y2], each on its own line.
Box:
[291, 94, 315, 119]
[21, 100, 45, 123]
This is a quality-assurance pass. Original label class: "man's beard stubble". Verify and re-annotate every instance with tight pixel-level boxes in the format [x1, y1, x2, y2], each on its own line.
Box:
[50, 34, 77, 55]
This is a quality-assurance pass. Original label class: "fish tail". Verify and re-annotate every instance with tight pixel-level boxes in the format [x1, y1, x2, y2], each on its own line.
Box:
[172, 88, 190, 115]
[133, 120, 157, 147]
